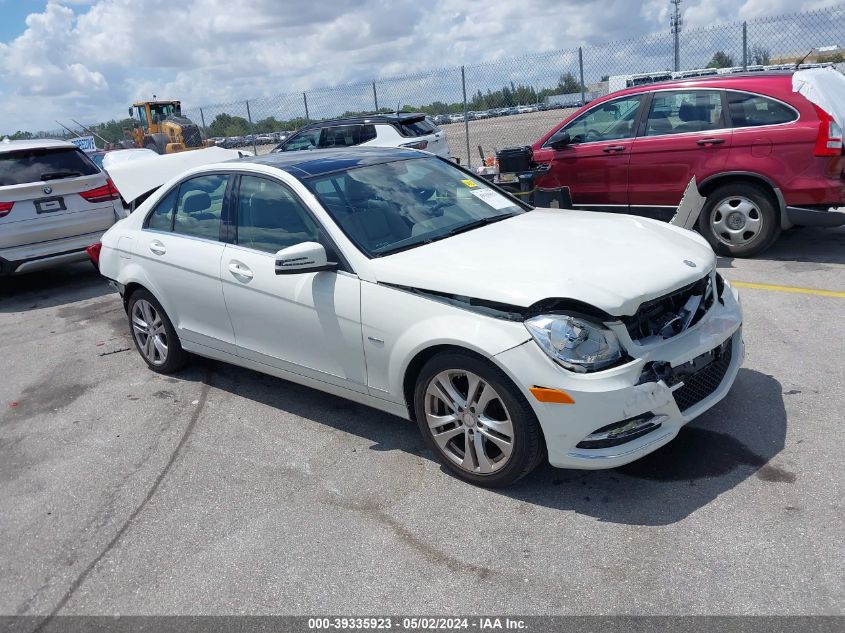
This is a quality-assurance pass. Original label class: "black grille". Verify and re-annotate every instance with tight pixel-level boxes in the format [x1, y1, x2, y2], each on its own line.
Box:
[672, 338, 734, 412]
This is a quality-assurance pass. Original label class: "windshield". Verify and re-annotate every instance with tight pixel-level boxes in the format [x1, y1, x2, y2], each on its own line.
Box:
[306, 156, 525, 257]
[150, 103, 178, 120]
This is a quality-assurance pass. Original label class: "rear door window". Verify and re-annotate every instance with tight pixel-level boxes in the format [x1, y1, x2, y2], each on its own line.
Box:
[727, 92, 797, 128]
[279, 128, 322, 151]
[359, 124, 377, 143]
[644, 90, 725, 136]
[320, 125, 363, 148]
[0, 147, 100, 186]
[145, 187, 178, 231]
[172, 174, 228, 241]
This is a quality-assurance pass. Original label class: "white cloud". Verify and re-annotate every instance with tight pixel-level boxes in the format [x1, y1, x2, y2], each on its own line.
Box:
[0, 0, 843, 132]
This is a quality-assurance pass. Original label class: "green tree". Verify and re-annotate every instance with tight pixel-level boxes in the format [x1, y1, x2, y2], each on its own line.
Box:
[557, 72, 583, 94]
[707, 50, 736, 68]
[208, 113, 252, 137]
[750, 44, 771, 65]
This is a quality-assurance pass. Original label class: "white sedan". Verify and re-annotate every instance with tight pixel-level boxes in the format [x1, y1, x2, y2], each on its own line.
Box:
[98, 147, 744, 487]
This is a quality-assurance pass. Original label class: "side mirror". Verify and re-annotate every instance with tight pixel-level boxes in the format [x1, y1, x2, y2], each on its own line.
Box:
[549, 132, 572, 149]
[275, 242, 338, 275]
[128, 107, 133, 117]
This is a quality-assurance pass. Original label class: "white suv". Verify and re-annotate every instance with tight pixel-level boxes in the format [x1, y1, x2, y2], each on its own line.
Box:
[271, 113, 451, 159]
[0, 138, 124, 274]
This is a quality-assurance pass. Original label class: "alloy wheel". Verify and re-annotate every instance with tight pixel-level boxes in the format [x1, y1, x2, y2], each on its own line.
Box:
[131, 299, 168, 366]
[710, 195, 763, 247]
[424, 369, 515, 474]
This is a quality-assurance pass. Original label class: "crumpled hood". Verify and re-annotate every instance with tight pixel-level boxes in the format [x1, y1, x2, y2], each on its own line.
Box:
[368, 208, 716, 316]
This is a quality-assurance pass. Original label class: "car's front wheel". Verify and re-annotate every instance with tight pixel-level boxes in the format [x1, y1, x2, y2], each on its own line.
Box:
[698, 182, 781, 257]
[127, 289, 188, 374]
[413, 351, 544, 487]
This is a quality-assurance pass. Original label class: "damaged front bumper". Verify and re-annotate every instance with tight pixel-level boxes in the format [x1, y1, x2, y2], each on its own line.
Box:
[494, 281, 744, 470]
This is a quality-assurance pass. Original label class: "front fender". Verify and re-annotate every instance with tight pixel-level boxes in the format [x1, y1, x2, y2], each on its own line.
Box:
[360, 282, 530, 402]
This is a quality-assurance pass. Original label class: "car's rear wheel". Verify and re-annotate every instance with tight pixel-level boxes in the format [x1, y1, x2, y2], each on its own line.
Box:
[127, 289, 188, 373]
[698, 182, 781, 257]
[413, 351, 544, 487]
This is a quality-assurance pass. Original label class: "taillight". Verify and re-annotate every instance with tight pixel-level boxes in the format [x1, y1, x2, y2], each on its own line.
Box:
[401, 140, 429, 150]
[80, 177, 120, 203]
[86, 242, 102, 267]
[0, 201, 12, 218]
[813, 105, 843, 157]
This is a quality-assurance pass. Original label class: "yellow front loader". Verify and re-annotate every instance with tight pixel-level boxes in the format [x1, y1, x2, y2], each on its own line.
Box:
[124, 99, 213, 154]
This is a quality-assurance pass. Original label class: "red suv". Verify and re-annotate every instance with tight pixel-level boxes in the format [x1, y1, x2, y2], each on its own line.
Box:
[532, 72, 845, 257]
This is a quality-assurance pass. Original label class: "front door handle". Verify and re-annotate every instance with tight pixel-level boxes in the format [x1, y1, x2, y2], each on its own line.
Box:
[602, 145, 625, 153]
[697, 138, 726, 146]
[148, 240, 166, 256]
[228, 261, 254, 280]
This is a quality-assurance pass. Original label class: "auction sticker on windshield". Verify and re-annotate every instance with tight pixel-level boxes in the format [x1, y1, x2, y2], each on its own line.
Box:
[461, 179, 478, 188]
[471, 187, 513, 210]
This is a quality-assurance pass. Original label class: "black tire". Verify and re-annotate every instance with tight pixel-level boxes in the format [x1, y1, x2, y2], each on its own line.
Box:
[126, 288, 188, 374]
[413, 351, 544, 488]
[698, 182, 781, 257]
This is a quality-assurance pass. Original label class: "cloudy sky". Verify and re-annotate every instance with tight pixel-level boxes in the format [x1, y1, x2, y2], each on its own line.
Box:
[0, 0, 841, 132]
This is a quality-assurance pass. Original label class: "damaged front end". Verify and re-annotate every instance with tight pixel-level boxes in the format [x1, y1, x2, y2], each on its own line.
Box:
[622, 272, 725, 345]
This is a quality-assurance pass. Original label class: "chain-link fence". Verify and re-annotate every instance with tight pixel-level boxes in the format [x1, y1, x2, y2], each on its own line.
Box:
[21, 5, 845, 164]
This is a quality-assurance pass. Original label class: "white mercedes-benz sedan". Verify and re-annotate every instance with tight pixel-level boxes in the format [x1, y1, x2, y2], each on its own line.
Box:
[98, 147, 744, 487]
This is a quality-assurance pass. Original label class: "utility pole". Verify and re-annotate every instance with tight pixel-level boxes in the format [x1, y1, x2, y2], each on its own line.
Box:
[670, 0, 683, 71]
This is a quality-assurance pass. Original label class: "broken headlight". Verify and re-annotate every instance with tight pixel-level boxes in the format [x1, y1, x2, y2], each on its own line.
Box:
[525, 314, 622, 373]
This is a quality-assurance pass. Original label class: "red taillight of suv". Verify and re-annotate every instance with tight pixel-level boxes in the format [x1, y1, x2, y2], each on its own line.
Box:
[813, 105, 843, 157]
[86, 242, 102, 267]
[0, 201, 13, 218]
[80, 177, 120, 203]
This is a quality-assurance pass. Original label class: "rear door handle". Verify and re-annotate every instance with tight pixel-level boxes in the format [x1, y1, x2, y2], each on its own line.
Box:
[602, 145, 625, 153]
[228, 261, 254, 280]
[697, 138, 726, 146]
[148, 240, 166, 256]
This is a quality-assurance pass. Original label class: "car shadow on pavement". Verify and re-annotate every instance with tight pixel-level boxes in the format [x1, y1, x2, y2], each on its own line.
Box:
[184, 361, 785, 527]
[504, 368, 788, 525]
[717, 225, 845, 269]
[0, 263, 112, 312]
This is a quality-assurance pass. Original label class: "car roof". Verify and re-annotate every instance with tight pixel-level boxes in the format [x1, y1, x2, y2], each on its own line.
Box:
[234, 146, 424, 177]
[0, 138, 78, 154]
[299, 112, 428, 129]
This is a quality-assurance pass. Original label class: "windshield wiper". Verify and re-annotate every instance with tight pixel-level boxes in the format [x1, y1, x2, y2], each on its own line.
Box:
[438, 212, 517, 238]
[374, 213, 517, 257]
[40, 171, 82, 181]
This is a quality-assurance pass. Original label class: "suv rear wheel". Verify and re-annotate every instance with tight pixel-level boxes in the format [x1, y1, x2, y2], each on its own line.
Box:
[698, 182, 781, 257]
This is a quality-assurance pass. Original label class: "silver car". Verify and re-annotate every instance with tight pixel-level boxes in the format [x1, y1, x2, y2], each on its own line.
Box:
[0, 138, 125, 274]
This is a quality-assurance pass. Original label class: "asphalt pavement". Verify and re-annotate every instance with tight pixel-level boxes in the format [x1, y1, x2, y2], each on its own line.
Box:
[1, 226, 843, 616]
